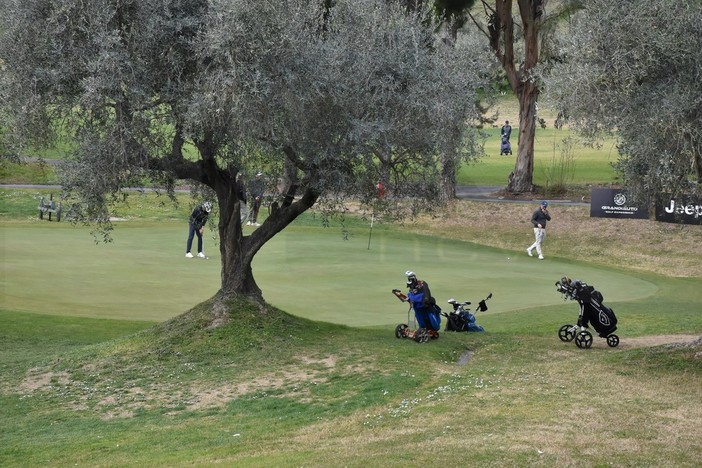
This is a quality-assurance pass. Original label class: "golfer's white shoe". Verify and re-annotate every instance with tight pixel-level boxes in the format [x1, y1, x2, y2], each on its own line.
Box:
[538, 255, 544, 260]
[197, 252, 206, 258]
[246, 221, 252, 226]
[185, 252, 194, 258]
[527, 248, 533, 257]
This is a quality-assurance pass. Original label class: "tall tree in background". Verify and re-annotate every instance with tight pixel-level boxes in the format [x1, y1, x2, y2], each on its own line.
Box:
[0, 0, 488, 314]
[544, 0, 702, 204]
[458, 0, 581, 193]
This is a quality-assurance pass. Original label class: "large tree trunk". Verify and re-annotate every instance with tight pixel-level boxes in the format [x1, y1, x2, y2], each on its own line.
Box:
[213, 175, 319, 302]
[217, 186, 261, 298]
[186, 141, 321, 304]
[441, 156, 457, 200]
[507, 0, 541, 193]
[509, 83, 538, 192]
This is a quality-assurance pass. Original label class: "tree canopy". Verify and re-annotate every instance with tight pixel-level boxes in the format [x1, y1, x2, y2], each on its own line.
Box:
[0, 0, 492, 305]
[544, 0, 702, 203]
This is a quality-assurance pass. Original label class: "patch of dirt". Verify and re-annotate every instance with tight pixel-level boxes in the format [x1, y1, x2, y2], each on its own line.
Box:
[619, 334, 700, 349]
[18, 368, 69, 392]
[206, 299, 232, 329]
[492, 184, 595, 203]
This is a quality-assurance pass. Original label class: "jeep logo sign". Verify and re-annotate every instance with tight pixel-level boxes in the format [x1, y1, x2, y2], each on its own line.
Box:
[656, 195, 702, 225]
[590, 188, 648, 219]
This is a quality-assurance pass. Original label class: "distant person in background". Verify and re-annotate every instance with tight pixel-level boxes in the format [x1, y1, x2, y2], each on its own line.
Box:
[246, 171, 264, 227]
[527, 201, 551, 260]
[501, 120, 512, 141]
[186, 201, 211, 258]
[376, 180, 385, 199]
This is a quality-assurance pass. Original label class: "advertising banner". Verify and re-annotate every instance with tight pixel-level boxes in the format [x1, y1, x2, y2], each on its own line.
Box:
[655, 195, 702, 225]
[590, 188, 648, 219]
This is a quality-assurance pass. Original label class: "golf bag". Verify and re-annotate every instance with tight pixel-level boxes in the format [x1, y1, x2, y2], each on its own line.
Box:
[576, 286, 617, 337]
[445, 310, 484, 332]
[392, 289, 441, 343]
[406, 280, 441, 331]
[556, 277, 620, 348]
[442, 293, 491, 333]
[500, 136, 512, 155]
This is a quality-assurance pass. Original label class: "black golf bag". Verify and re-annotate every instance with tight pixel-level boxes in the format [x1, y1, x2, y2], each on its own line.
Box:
[556, 277, 620, 348]
[442, 294, 491, 333]
[575, 285, 617, 337]
[445, 310, 484, 332]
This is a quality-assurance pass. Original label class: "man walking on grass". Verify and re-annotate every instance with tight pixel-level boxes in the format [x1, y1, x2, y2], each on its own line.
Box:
[527, 201, 551, 260]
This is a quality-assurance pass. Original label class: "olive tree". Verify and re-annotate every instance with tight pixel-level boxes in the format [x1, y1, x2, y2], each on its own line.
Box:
[544, 0, 702, 203]
[0, 0, 490, 308]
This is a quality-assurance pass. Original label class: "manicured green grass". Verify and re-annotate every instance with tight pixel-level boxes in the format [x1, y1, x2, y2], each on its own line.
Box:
[1, 217, 660, 326]
[0, 160, 60, 185]
[461, 126, 620, 186]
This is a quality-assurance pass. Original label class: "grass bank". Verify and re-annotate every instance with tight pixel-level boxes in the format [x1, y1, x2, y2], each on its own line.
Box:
[1, 299, 700, 467]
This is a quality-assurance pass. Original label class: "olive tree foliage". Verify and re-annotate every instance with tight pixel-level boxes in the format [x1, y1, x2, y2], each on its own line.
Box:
[543, 0, 702, 203]
[0, 0, 490, 304]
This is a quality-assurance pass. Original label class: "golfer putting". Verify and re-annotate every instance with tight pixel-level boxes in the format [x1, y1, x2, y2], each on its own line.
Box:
[527, 201, 551, 260]
[185, 201, 212, 258]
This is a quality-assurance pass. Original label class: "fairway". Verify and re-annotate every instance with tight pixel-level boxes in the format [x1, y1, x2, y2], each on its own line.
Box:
[1, 221, 657, 326]
[461, 126, 620, 186]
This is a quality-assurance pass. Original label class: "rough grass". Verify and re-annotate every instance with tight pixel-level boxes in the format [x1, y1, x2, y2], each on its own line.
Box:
[4, 302, 700, 466]
[413, 198, 702, 278]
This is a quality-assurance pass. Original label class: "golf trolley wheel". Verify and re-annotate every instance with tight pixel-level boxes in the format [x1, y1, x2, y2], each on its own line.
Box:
[414, 328, 429, 343]
[558, 324, 576, 342]
[575, 330, 593, 349]
[606, 334, 620, 348]
[395, 324, 409, 339]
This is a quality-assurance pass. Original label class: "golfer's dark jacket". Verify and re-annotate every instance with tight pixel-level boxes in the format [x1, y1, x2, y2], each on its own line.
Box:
[189, 206, 209, 230]
[531, 208, 551, 228]
[501, 124, 512, 140]
[249, 178, 264, 199]
[407, 281, 436, 312]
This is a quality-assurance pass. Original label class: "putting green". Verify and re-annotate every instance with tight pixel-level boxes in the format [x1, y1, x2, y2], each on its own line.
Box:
[255, 226, 657, 326]
[1, 221, 657, 325]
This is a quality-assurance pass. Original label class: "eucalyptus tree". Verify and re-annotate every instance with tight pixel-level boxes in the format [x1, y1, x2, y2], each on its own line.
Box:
[0, 0, 489, 307]
[544, 0, 702, 203]
[469, 1, 586, 193]
[427, 1, 583, 194]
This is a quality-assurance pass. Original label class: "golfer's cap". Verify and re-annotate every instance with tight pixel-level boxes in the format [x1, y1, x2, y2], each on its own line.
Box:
[541, 201, 549, 207]
[256, 171, 263, 176]
[405, 270, 415, 277]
